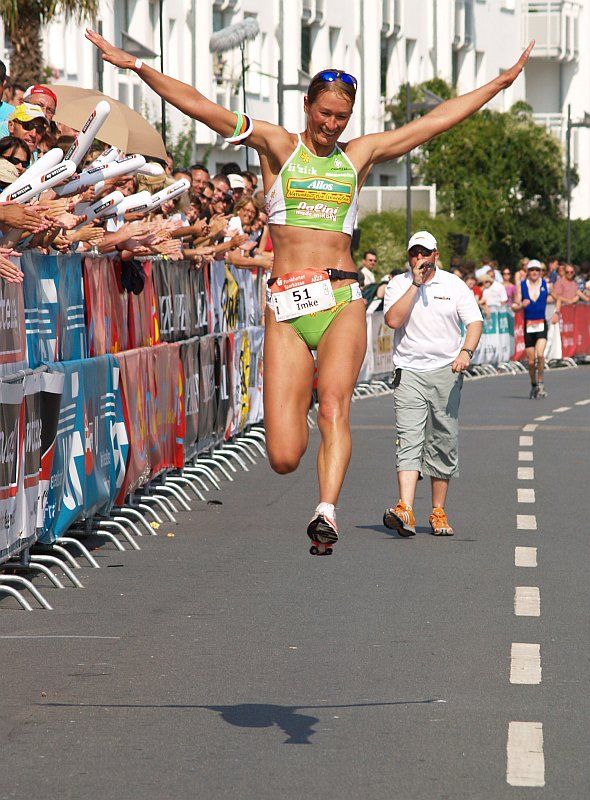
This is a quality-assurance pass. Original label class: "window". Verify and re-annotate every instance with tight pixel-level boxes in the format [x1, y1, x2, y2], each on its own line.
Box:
[329, 27, 340, 58]
[301, 25, 311, 75]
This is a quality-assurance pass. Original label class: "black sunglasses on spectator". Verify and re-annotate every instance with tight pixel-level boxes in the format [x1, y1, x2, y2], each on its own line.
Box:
[18, 119, 47, 133]
[3, 154, 30, 168]
[408, 246, 434, 258]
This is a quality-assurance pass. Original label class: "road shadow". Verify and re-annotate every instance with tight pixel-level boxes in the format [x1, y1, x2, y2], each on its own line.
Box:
[40, 698, 442, 744]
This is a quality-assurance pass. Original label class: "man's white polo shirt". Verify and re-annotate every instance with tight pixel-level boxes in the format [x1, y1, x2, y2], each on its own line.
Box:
[383, 268, 482, 371]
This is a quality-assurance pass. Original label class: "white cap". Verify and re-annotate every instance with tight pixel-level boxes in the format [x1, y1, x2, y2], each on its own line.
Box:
[475, 266, 492, 280]
[407, 230, 437, 251]
[228, 173, 245, 190]
[527, 259, 542, 270]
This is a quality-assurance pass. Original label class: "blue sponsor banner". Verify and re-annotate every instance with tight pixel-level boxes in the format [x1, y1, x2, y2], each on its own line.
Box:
[22, 251, 87, 369]
[41, 355, 127, 542]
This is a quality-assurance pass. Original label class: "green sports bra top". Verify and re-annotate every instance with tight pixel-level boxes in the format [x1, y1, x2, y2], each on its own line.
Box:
[265, 134, 359, 236]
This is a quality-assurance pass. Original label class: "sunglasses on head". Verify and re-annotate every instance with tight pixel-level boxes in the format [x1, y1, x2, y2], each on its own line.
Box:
[409, 246, 433, 258]
[18, 118, 47, 132]
[3, 154, 30, 168]
[313, 70, 358, 90]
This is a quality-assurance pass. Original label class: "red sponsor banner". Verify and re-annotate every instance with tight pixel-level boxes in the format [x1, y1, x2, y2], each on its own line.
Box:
[150, 344, 183, 475]
[573, 303, 590, 355]
[511, 310, 525, 362]
[84, 257, 128, 356]
[115, 349, 150, 503]
[128, 260, 159, 349]
[559, 306, 577, 358]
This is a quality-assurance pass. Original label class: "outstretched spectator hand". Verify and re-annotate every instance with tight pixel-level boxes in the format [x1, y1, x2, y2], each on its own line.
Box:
[0, 251, 24, 283]
[0, 203, 52, 234]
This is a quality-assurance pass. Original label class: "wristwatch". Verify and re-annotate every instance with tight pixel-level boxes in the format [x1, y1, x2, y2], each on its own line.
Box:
[461, 348, 474, 358]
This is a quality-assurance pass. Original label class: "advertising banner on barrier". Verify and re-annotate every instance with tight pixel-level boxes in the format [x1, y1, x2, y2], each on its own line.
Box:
[180, 337, 200, 461]
[215, 334, 231, 440]
[150, 343, 183, 473]
[472, 306, 513, 365]
[128, 260, 159, 349]
[230, 328, 251, 436]
[22, 251, 87, 368]
[247, 327, 264, 426]
[191, 266, 209, 338]
[359, 311, 395, 382]
[0, 379, 23, 562]
[115, 348, 149, 502]
[42, 356, 126, 542]
[0, 274, 27, 378]
[197, 335, 217, 452]
[559, 304, 590, 357]
[84, 257, 128, 355]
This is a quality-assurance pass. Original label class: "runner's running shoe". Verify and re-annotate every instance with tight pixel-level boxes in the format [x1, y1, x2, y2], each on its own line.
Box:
[308, 503, 338, 555]
[429, 507, 454, 536]
[536, 383, 547, 398]
[529, 384, 539, 399]
[383, 501, 416, 537]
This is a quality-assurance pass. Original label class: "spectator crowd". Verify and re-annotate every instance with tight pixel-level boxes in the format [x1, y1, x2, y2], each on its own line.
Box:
[0, 59, 274, 288]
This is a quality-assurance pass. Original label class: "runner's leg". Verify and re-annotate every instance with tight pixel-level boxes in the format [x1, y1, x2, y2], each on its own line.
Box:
[315, 298, 367, 505]
[263, 308, 315, 474]
[535, 338, 546, 383]
[525, 345, 537, 385]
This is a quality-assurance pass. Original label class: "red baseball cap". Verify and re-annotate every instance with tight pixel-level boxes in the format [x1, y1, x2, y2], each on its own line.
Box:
[23, 85, 58, 107]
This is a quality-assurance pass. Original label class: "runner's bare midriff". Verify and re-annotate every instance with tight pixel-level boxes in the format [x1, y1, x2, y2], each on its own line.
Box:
[268, 225, 358, 287]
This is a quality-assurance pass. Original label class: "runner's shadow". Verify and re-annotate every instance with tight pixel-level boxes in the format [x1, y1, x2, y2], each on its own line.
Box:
[355, 524, 414, 538]
[41, 698, 442, 745]
[205, 704, 318, 744]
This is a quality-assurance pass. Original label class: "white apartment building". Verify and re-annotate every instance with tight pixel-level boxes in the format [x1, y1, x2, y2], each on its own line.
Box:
[0, 1, 588, 216]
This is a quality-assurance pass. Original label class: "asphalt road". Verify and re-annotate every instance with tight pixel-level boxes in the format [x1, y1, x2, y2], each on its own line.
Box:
[1, 366, 589, 800]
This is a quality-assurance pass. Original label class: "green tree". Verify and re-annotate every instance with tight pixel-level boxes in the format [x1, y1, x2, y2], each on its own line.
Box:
[0, 1, 98, 86]
[415, 97, 568, 265]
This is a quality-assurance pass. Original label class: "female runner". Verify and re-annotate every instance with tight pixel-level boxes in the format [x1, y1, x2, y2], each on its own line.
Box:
[86, 29, 533, 554]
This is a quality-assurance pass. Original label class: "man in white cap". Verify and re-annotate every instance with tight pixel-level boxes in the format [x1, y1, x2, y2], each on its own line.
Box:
[382, 231, 483, 536]
[514, 258, 559, 398]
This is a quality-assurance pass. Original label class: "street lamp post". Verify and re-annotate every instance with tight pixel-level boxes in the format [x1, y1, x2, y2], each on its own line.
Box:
[159, 0, 166, 148]
[565, 105, 590, 262]
[404, 86, 443, 244]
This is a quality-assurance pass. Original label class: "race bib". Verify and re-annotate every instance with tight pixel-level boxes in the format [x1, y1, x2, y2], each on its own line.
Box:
[269, 269, 336, 322]
[526, 319, 545, 334]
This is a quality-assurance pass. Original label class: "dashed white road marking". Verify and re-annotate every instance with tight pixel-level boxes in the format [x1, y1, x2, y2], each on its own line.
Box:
[510, 643, 542, 684]
[507, 722, 545, 786]
[515, 546, 537, 567]
[518, 467, 535, 480]
[518, 451, 534, 462]
[515, 587, 540, 616]
[534, 415, 552, 421]
[519, 436, 534, 447]
[552, 406, 571, 413]
[522, 424, 538, 432]
[518, 488, 536, 503]
[517, 514, 537, 530]
[575, 398, 590, 406]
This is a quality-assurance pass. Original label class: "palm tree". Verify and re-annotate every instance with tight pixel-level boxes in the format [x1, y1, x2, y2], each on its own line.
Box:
[0, 1, 97, 86]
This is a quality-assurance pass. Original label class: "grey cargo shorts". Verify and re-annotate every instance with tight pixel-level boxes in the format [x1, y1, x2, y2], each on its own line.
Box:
[392, 363, 464, 479]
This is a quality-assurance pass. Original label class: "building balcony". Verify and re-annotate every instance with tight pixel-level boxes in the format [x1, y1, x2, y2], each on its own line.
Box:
[523, 1, 579, 61]
[533, 111, 565, 141]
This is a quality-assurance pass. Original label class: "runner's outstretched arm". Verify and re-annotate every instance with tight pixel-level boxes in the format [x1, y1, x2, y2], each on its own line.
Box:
[85, 29, 290, 155]
[350, 41, 534, 167]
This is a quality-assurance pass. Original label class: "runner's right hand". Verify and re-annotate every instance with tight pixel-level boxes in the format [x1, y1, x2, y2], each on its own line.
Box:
[86, 29, 136, 70]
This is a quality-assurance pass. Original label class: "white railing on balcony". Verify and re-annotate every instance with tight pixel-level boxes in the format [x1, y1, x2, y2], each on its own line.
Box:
[382, 0, 403, 38]
[533, 112, 565, 141]
[523, 1, 580, 61]
[453, 0, 474, 51]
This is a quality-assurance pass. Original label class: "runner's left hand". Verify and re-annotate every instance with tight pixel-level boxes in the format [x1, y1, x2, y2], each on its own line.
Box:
[496, 41, 534, 89]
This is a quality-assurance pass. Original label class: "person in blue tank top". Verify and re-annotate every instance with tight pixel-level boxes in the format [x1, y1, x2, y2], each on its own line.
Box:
[515, 260, 560, 398]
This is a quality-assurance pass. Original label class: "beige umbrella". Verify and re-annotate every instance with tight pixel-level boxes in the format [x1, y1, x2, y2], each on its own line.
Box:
[49, 84, 167, 161]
